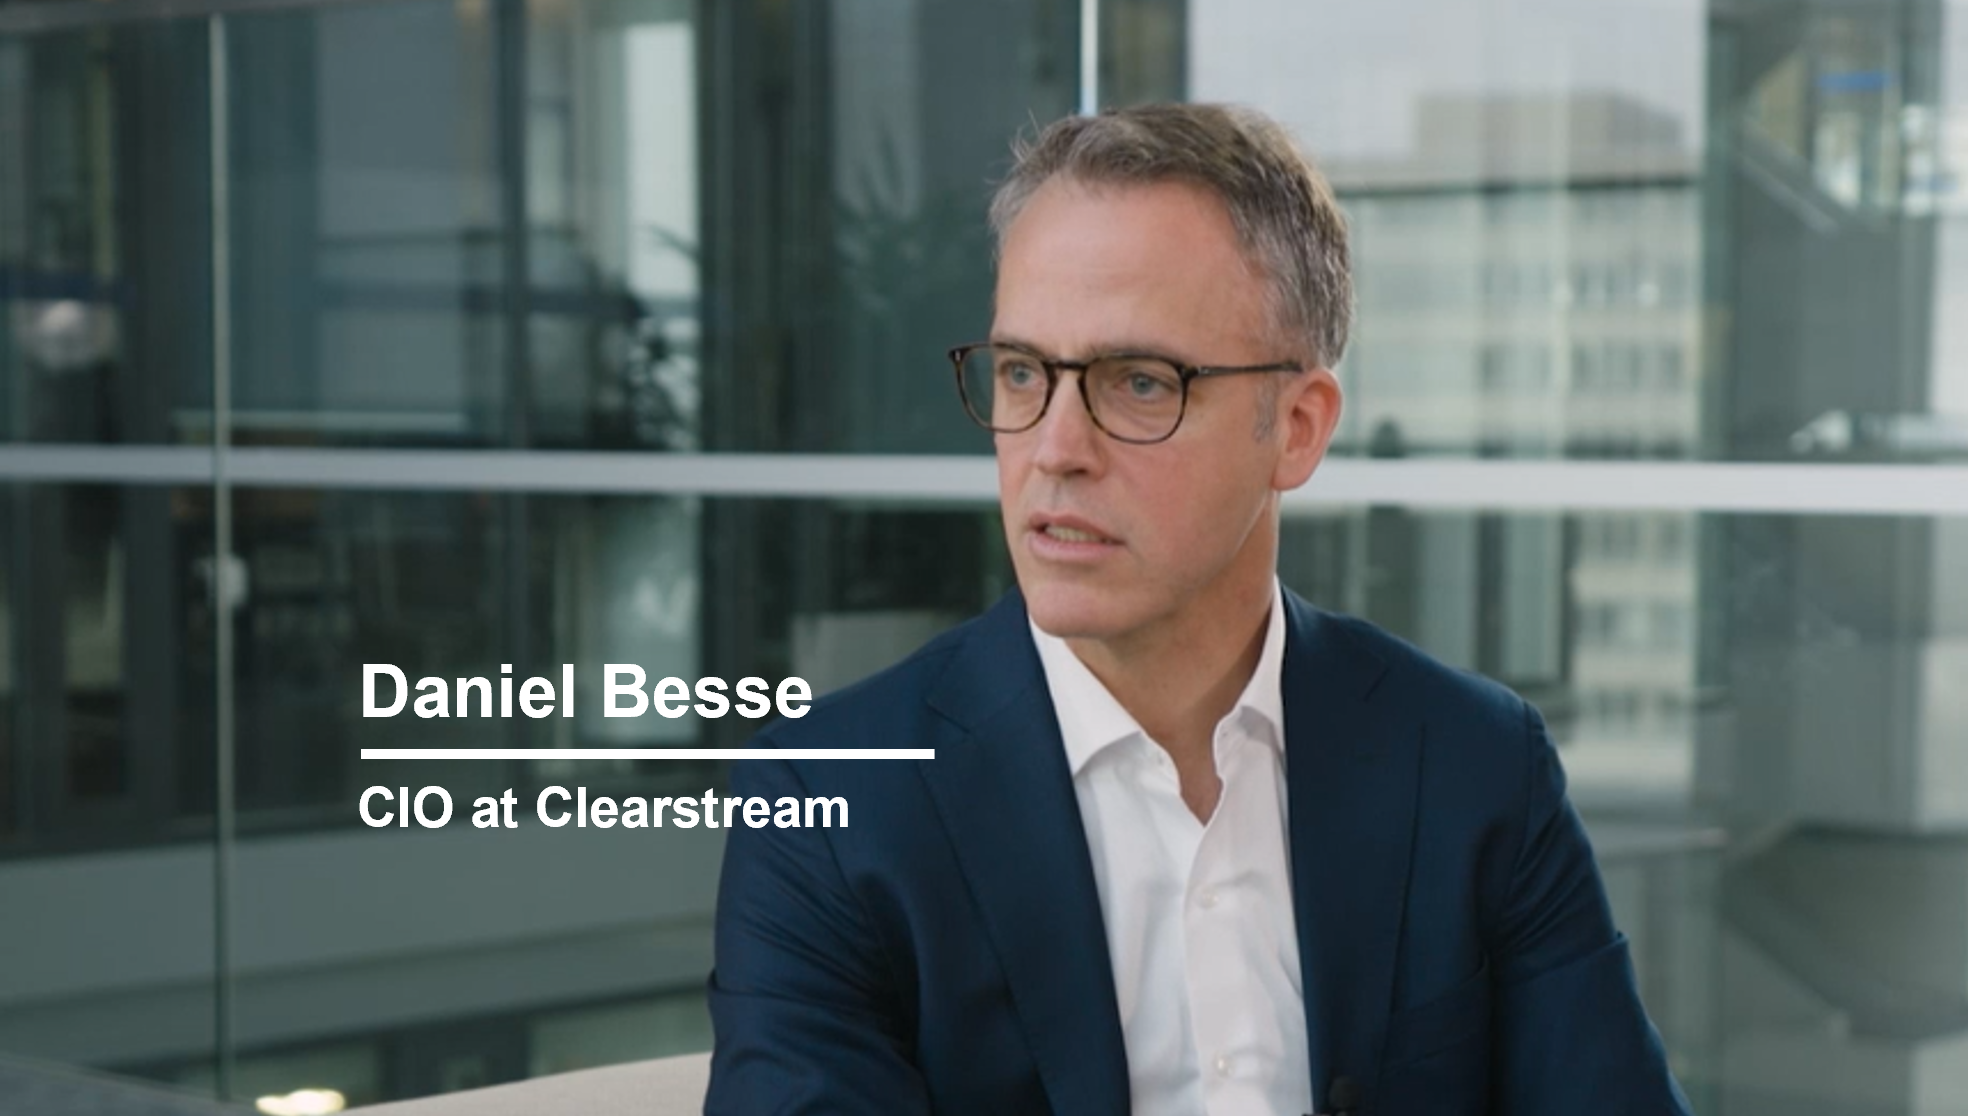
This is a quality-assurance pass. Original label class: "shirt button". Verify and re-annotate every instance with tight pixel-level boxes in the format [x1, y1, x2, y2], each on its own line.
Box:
[1213, 1053, 1231, 1077]
[1198, 887, 1219, 909]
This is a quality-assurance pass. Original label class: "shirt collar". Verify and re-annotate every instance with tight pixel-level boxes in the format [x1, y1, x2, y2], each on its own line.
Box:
[1029, 579, 1288, 777]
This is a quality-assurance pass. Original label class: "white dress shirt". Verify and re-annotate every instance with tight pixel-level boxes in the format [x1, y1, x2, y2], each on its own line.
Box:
[1030, 581, 1309, 1116]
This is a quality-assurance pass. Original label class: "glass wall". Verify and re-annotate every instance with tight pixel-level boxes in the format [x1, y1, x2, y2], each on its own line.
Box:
[1, 0, 1965, 1112]
[1190, 2, 1968, 1112]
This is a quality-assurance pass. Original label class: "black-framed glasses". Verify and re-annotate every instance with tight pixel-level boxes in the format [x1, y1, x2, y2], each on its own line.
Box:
[949, 342, 1302, 445]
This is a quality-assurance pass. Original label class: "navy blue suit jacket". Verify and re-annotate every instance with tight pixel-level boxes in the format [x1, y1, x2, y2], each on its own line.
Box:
[707, 589, 1693, 1115]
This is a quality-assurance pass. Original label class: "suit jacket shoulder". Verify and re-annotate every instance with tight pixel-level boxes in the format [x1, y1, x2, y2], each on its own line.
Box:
[1288, 603, 1546, 825]
[1309, 607, 1535, 751]
[1280, 602, 1571, 992]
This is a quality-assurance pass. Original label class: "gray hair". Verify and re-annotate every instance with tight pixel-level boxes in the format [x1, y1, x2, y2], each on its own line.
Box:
[989, 103, 1352, 370]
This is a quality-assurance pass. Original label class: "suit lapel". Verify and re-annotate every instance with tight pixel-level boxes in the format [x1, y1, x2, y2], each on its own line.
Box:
[917, 592, 1130, 1116]
[1281, 592, 1424, 1109]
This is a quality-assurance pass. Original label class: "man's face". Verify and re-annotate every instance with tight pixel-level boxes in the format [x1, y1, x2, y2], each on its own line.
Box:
[992, 178, 1325, 646]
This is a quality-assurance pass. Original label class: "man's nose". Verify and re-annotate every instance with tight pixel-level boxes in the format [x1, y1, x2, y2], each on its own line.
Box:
[1027, 372, 1107, 476]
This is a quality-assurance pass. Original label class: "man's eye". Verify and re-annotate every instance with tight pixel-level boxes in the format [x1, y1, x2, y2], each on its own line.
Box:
[1000, 362, 1044, 388]
[1122, 371, 1176, 399]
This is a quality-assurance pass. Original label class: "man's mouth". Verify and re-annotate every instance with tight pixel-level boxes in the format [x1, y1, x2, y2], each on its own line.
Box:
[1042, 524, 1112, 544]
[1032, 516, 1120, 546]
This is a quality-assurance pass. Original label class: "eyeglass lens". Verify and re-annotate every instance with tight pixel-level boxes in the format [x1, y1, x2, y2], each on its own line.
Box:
[958, 346, 1186, 442]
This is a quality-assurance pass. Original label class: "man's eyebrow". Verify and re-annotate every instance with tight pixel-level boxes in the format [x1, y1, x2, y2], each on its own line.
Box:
[986, 334, 1193, 363]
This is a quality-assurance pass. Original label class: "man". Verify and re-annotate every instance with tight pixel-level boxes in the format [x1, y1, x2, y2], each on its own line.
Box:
[707, 103, 1692, 1116]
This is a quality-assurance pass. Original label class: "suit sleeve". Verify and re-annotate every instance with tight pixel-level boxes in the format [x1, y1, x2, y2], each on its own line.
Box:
[1490, 700, 1695, 1115]
[704, 749, 932, 1116]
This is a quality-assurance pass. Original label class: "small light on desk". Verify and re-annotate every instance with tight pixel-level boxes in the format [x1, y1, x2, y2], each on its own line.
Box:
[255, 1087, 347, 1115]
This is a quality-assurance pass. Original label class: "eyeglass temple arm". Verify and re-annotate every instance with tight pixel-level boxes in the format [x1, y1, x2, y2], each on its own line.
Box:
[1187, 362, 1304, 380]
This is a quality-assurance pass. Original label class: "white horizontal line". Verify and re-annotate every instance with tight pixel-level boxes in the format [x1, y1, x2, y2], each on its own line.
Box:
[0, 446, 1000, 499]
[226, 448, 1000, 499]
[1286, 459, 1968, 517]
[0, 445, 215, 485]
[0, 446, 1964, 517]
[360, 748, 934, 760]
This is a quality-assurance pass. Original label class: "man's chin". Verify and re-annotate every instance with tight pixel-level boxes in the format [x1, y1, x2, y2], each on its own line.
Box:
[1020, 584, 1134, 642]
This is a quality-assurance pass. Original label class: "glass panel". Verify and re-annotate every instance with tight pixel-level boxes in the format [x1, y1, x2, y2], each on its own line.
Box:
[518, 0, 702, 451]
[224, 490, 1007, 824]
[227, 492, 1961, 1110]
[1184, 0, 1708, 460]
[5, 474, 1965, 1110]
[223, 0, 503, 447]
[207, 489, 999, 1103]
[0, 483, 219, 849]
[1338, 185, 1701, 458]
[207, 0, 1076, 454]
[160, 0, 703, 452]
[1179, 0, 1968, 466]
[0, 483, 217, 1097]
[1280, 506, 1966, 1114]
[0, 20, 212, 444]
[700, 0, 1079, 455]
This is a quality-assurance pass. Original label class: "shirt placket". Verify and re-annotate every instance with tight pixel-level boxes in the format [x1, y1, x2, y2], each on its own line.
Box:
[1120, 736, 1201, 1113]
[1184, 727, 1269, 1115]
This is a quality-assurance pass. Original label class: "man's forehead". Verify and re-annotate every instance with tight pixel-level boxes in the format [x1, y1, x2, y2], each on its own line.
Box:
[991, 179, 1267, 358]
[1000, 178, 1237, 253]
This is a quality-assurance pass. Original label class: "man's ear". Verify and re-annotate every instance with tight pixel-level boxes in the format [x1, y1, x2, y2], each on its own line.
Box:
[1272, 367, 1343, 492]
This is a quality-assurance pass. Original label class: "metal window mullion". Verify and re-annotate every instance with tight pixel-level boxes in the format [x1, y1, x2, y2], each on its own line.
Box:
[1079, 0, 1101, 116]
[208, 14, 237, 1102]
[493, 0, 533, 773]
[0, 447, 1963, 516]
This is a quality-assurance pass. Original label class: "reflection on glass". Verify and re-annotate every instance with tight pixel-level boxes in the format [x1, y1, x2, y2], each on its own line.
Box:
[4, 473, 1964, 1109]
[1187, 0, 1968, 466]
[1192, 1, 1710, 461]
[188, 0, 1080, 455]
[1277, 507, 1700, 805]
[204, 0, 705, 451]
[703, 0, 1079, 455]
[218, 492, 1968, 1110]
[0, 484, 215, 852]
[0, 490, 217, 1095]
[1343, 185, 1701, 458]
[576, 497, 701, 745]
[0, 22, 212, 444]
